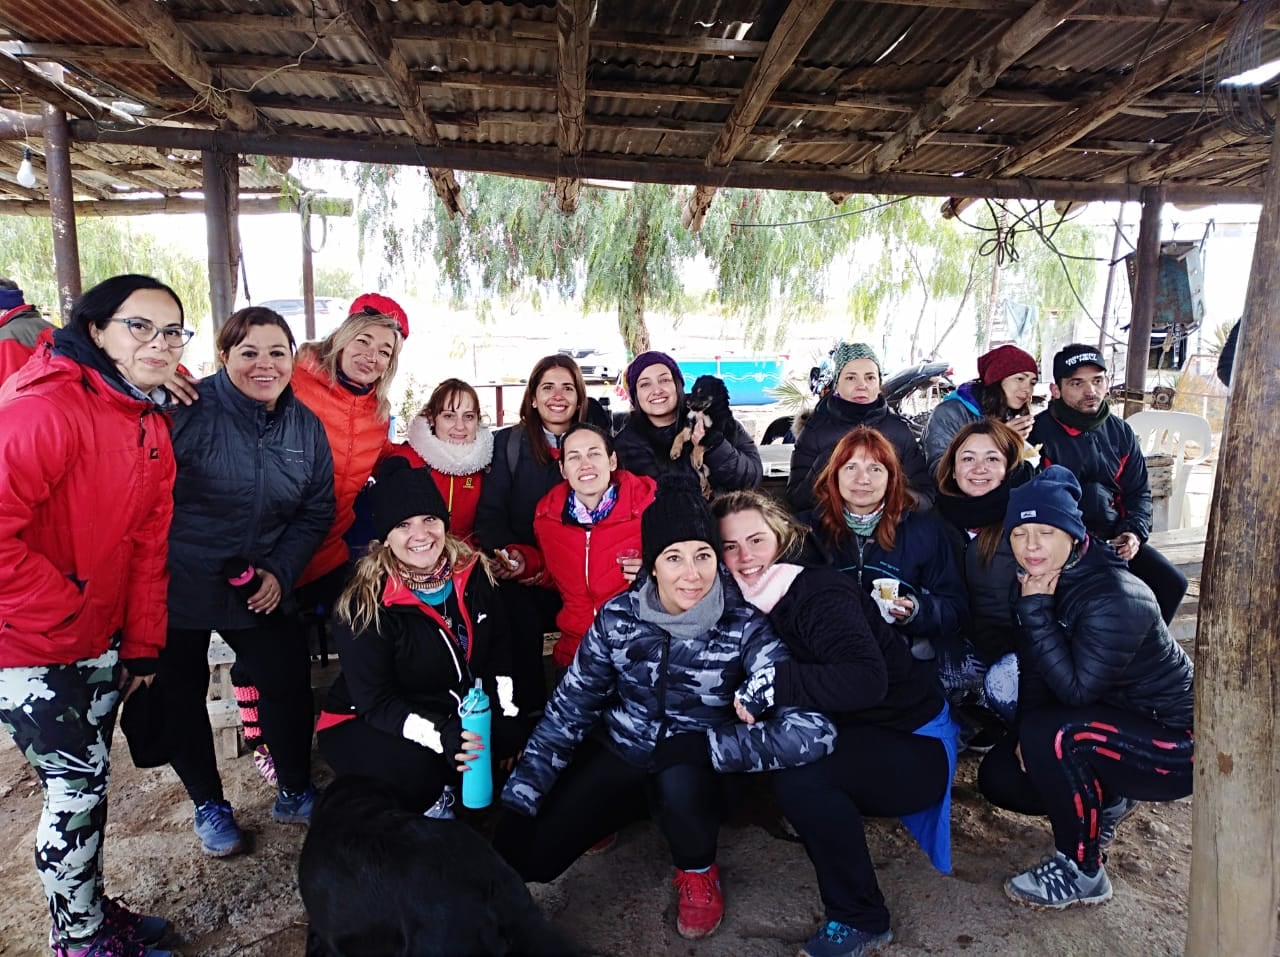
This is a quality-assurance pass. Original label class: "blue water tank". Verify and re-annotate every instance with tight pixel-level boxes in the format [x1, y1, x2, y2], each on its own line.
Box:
[676, 357, 785, 406]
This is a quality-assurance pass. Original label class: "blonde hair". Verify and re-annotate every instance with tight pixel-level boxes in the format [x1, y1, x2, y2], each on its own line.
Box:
[313, 311, 403, 420]
[336, 534, 495, 635]
[710, 489, 808, 563]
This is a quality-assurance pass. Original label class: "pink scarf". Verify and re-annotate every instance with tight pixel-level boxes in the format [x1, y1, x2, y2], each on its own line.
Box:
[734, 562, 805, 613]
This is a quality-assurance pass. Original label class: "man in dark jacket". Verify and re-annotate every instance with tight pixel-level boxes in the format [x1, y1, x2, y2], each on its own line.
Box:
[0, 277, 54, 385]
[1027, 344, 1186, 623]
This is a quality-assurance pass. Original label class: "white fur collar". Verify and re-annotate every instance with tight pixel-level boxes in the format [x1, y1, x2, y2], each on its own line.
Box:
[406, 414, 494, 476]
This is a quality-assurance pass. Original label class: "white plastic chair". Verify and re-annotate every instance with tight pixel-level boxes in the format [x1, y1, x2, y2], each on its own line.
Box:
[1125, 410, 1212, 529]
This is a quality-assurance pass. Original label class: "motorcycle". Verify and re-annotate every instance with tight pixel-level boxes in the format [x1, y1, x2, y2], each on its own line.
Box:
[761, 355, 954, 445]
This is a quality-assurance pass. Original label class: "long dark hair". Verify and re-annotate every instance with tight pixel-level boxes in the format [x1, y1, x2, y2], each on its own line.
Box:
[69, 274, 185, 335]
[936, 419, 1024, 566]
[813, 426, 911, 552]
[519, 354, 587, 466]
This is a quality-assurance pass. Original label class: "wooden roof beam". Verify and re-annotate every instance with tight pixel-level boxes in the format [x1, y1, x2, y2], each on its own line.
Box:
[0, 195, 352, 217]
[107, 0, 258, 131]
[554, 0, 593, 214]
[943, 7, 1245, 216]
[336, 0, 462, 217]
[0, 142, 112, 200]
[1112, 122, 1255, 184]
[858, 0, 1237, 21]
[681, 0, 838, 232]
[859, 0, 1090, 175]
[0, 51, 109, 120]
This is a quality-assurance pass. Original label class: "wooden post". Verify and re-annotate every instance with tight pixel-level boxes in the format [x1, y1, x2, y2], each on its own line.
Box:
[41, 101, 80, 318]
[1184, 123, 1280, 957]
[203, 149, 240, 328]
[1097, 203, 1126, 352]
[1124, 186, 1163, 417]
[301, 208, 316, 341]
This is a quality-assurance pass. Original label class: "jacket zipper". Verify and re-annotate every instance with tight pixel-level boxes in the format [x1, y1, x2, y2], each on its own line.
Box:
[584, 527, 595, 614]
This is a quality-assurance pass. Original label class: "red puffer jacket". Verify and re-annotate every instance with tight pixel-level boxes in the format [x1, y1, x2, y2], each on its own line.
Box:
[291, 356, 393, 585]
[531, 470, 656, 667]
[0, 334, 176, 667]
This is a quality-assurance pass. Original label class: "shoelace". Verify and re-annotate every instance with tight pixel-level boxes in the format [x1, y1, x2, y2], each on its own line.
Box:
[677, 872, 717, 904]
[820, 921, 851, 944]
[1031, 858, 1077, 900]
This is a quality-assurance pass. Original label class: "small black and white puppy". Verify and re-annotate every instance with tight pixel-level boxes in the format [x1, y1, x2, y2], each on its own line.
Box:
[668, 375, 732, 497]
[299, 777, 575, 957]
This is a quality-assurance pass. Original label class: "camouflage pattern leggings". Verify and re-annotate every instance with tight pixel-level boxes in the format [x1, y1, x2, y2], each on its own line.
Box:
[0, 645, 121, 945]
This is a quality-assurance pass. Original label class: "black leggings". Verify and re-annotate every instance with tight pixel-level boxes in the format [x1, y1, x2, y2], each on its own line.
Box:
[494, 739, 723, 881]
[1127, 542, 1187, 625]
[772, 724, 950, 934]
[978, 704, 1193, 872]
[159, 621, 314, 802]
[318, 718, 452, 813]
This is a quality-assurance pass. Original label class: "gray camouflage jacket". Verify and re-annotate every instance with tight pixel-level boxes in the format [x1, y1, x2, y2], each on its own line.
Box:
[502, 568, 836, 816]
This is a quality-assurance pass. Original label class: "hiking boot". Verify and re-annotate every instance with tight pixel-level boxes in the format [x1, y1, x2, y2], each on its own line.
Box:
[51, 924, 174, 957]
[193, 800, 243, 857]
[272, 784, 317, 825]
[423, 785, 457, 821]
[673, 863, 723, 939]
[101, 899, 172, 946]
[1004, 852, 1113, 910]
[1098, 797, 1141, 848]
[799, 920, 893, 957]
[251, 745, 278, 787]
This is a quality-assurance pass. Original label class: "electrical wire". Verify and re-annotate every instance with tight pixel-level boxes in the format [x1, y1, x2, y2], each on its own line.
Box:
[728, 194, 910, 228]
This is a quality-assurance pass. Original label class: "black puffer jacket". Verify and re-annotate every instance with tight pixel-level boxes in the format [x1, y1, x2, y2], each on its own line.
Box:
[474, 426, 564, 550]
[1028, 408, 1152, 541]
[323, 558, 529, 736]
[1015, 539, 1193, 729]
[768, 566, 943, 733]
[788, 393, 934, 511]
[614, 411, 762, 495]
[168, 370, 335, 630]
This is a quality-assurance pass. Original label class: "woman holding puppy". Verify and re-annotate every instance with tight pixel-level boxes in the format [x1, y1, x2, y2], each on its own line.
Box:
[317, 458, 530, 818]
[497, 475, 834, 941]
[714, 490, 957, 957]
[614, 351, 762, 496]
[804, 427, 968, 668]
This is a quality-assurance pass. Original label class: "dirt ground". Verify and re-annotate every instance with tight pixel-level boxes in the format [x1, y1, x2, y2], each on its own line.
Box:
[0, 727, 1209, 957]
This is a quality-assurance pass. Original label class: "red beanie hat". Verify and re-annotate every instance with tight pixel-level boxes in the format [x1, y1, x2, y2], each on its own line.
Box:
[349, 293, 409, 339]
[977, 344, 1037, 386]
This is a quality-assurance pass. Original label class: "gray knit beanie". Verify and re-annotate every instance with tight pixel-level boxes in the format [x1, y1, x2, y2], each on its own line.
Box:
[832, 341, 881, 378]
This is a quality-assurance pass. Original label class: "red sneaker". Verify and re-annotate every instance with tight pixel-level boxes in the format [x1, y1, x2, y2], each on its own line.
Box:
[674, 864, 723, 939]
[585, 832, 618, 856]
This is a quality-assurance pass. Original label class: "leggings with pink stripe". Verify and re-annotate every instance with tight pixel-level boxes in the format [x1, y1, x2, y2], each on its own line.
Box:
[977, 704, 1193, 872]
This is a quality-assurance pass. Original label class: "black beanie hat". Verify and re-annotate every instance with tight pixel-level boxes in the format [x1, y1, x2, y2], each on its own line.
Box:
[369, 457, 450, 541]
[1004, 465, 1088, 542]
[641, 473, 722, 570]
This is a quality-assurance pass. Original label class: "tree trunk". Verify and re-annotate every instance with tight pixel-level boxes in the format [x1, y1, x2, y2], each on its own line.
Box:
[1184, 120, 1280, 957]
[618, 300, 650, 357]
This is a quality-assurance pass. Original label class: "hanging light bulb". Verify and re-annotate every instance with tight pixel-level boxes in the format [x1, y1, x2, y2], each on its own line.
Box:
[16, 148, 37, 189]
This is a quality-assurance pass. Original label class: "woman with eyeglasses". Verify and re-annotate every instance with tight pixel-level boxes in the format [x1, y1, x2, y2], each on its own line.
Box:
[157, 307, 335, 859]
[0, 274, 189, 957]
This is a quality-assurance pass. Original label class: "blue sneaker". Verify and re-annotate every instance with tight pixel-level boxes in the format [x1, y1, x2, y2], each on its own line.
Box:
[193, 800, 243, 857]
[272, 784, 317, 825]
[102, 898, 172, 946]
[800, 920, 893, 957]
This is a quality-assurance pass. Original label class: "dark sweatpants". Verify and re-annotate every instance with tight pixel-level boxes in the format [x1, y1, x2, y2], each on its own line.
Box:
[978, 704, 1193, 872]
[318, 717, 452, 813]
[772, 724, 950, 934]
[159, 621, 314, 802]
[1127, 542, 1187, 625]
[494, 739, 723, 881]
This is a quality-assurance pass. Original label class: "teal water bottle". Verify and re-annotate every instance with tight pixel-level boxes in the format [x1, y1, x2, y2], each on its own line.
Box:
[458, 678, 492, 809]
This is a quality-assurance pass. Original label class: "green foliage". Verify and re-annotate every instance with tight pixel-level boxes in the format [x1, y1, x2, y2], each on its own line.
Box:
[314, 265, 358, 298]
[0, 216, 210, 325]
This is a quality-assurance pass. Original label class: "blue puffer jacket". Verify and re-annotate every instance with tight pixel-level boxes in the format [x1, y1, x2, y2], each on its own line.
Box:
[168, 370, 335, 630]
[804, 508, 970, 643]
[502, 568, 836, 815]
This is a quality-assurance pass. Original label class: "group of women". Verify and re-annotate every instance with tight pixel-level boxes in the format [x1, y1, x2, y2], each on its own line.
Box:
[0, 282, 1195, 957]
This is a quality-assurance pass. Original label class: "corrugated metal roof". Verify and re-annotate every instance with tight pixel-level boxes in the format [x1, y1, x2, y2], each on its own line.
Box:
[0, 0, 1268, 208]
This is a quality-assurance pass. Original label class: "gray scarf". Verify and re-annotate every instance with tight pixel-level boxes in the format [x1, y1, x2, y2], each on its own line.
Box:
[636, 575, 725, 640]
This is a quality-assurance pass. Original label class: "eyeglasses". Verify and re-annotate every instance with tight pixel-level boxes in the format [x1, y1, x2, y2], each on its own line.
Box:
[108, 317, 195, 349]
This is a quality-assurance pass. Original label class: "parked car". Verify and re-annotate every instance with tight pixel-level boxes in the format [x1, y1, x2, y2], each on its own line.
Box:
[559, 347, 627, 383]
[258, 297, 349, 343]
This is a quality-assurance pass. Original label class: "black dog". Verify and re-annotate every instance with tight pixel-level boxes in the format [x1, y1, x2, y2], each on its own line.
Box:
[668, 374, 733, 498]
[299, 777, 576, 957]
